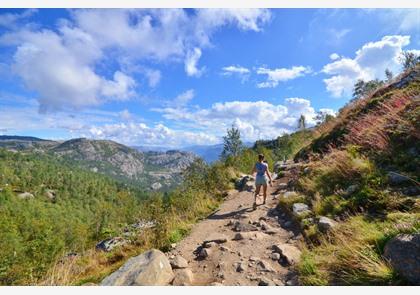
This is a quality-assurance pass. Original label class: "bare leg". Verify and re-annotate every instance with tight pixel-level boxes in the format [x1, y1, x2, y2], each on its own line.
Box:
[262, 184, 268, 204]
[254, 185, 261, 209]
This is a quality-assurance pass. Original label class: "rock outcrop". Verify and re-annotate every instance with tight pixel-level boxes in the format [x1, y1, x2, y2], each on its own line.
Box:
[383, 234, 420, 284]
[101, 249, 174, 286]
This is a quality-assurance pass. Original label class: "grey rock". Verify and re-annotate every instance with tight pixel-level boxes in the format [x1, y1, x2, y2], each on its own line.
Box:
[258, 278, 275, 286]
[203, 233, 228, 244]
[283, 191, 298, 198]
[402, 186, 420, 197]
[343, 184, 359, 197]
[384, 234, 420, 284]
[172, 268, 194, 286]
[170, 256, 188, 269]
[303, 167, 311, 174]
[150, 182, 162, 190]
[318, 216, 337, 233]
[44, 189, 56, 200]
[270, 253, 281, 260]
[233, 232, 253, 240]
[101, 249, 174, 286]
[233, 221, 258, 232]
[234, 261, 247, 272]
[278, 183, 288, 190]
[203, 241, 217, 248]
[292, 203, 311, 216]
[257, 260, 274, 272]
[272, 244, 301, 265]
[17, 192, 34, 199]
[198, 248, 211, 259]
[388, 172, 411, 185]
[249, 256, 260, 262]
[96, 237, 126, 252]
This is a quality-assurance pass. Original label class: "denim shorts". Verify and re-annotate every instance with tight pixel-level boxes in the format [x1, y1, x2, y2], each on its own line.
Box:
[255, 175, 267, 186]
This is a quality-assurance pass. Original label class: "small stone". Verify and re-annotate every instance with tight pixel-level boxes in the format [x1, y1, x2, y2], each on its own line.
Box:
[272, 244, 301, 265]
[270, 253, 281, 260]
[249, 256, 259, 262]
[237, 251, 243, 257]
[170, 243, 177, 249]
[257, 260, 274, 272]
[292, 203, 311, 216]
[210, 282, 223, 286]
[234, 261, 247, 272]
[258, 278, 275, 286]
[233, 232, 253, 240]
[17, 192, 34, 199]
[172, 268, 194, 286]
[170, 256, 188, 269]
[203, 233, 228, 244]
[220, 246, 231, 252]
[284, 221, 292, 227]
[283, 191, 298, 198]
[318, 216, 337, 233]
[198, 248, 211, 259]
[203, 241, 217, 248]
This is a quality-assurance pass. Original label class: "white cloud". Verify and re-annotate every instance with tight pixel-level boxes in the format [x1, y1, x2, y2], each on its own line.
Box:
[87, 122, 219, 146]
[256, 66, 311, 88]
[322, 35, 414, 98]
[173, 89, 195, 107]
[221, 65, 250, 82]
[153, 98, 331, 143]
[0, 9, 37, 29]
[185, 47, 204, 77]
[0, 9, 271, 111]
[329, 53, 340, 60]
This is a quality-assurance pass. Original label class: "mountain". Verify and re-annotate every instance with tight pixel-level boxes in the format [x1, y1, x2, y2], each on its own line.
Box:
[181, 141, 254, 163]
[0, 136, 197, 191]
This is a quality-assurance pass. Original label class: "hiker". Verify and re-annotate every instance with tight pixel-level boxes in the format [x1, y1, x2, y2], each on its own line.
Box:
[251, 154, 273, 210]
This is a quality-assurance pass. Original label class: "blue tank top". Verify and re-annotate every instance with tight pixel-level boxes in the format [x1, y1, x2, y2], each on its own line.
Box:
[255, 162, 267, 177]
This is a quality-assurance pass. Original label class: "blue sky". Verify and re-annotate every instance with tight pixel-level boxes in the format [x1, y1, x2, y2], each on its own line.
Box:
[0, 8, 419, 147]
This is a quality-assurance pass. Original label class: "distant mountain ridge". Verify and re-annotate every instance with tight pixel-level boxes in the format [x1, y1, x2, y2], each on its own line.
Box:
[0, 136, 197, 191]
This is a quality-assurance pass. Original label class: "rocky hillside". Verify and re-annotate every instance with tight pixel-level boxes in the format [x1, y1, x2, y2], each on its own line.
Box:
[0, 136, 197, 190]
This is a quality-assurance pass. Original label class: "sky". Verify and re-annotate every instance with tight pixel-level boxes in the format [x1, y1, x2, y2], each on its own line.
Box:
[0, 8, 419, 147]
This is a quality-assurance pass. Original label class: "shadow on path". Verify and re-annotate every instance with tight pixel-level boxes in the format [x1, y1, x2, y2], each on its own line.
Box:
[207, 207, 253, 220]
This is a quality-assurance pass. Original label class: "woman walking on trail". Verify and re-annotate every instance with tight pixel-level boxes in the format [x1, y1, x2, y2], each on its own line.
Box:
[251, 154, 273, 210]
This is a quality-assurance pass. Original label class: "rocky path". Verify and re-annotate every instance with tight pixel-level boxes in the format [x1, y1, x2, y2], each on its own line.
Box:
[166, 172, 303, 286]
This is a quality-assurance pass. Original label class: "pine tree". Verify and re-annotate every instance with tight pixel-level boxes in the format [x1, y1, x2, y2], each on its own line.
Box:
[399, 51, 420, 71]
[385, 68, 393, 82]
[298, 114, 306, 131]
[221, 126, 243, 160]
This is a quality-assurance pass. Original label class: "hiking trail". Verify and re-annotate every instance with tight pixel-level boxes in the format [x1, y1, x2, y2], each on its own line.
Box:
[166, 164, 303, 286]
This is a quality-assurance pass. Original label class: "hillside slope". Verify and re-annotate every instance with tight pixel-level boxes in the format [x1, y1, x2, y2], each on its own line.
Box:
[0, 137, 197, 190]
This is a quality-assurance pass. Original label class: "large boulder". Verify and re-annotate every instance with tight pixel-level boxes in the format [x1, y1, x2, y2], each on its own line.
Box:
[384, 234, 420, 284]
[101, 249, 174, 286]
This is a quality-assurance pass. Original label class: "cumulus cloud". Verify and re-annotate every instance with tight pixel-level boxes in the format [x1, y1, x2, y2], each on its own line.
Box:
[87, 122, 219, 146]
[0, 9, 271, 111]
[322, 35, 413, 97]
[256, 66, 312, 88]
[153, 98, 334, 142]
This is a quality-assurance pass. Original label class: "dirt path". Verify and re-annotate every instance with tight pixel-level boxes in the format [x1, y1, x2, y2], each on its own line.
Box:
[167, 171, 303, 286]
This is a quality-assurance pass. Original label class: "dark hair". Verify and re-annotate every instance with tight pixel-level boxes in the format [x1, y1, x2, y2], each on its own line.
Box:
[258, 154, 264, 161]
